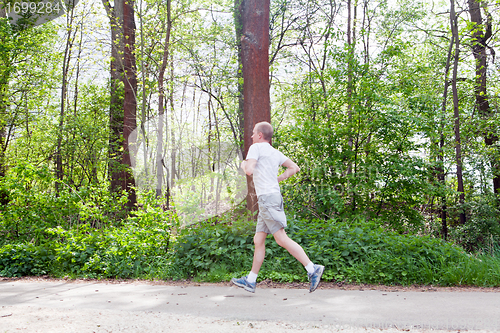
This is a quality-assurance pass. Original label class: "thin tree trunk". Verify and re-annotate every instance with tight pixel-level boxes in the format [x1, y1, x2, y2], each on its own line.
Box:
[347, 0, 357, 210]
[438, 25, 456, 240]
[70, 22, 84, 186]
[165, 56, 175, 208]
[450, 0, 466, 225]
[362, 0, 370, 66]
[0, 6, 9, 180]
[170, 79, 176, 190]
[347, 0, 353, 154]
[139, 0, 148, 180]
[156, 0, 172, 199]
[56, 6, 76, 194]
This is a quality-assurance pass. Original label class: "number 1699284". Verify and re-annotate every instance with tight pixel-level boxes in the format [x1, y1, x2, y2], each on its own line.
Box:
[4, 1, 61, 15]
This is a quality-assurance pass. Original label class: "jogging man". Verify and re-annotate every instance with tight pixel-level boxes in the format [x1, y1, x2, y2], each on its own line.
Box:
[231, 121, 324, 293]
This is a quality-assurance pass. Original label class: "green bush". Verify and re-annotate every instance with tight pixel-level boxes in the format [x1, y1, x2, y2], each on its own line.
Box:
[447, 195, 500, 253]
[169, 222, 255, 279]
[168, 217, 500, 287]
[0, 220, 172, 279]
[1, 209, 499, 287]
[0, 189, 176, 279]
[0, 163, 129, 244]
[0, 243, 51, 277]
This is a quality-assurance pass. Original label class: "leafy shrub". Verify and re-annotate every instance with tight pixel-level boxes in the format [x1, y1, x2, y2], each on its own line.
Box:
[169, 222, 254, 279]
[0, 163, 129, 244]
[276, 115, 432, 232]
[1, 208, 499, 287]
[0, 190, 175, 279]
[0, 243, 51, 277]
[168, 216, 500, 287]
[447, 195, 500, 253]
[47, 222, 170, 278]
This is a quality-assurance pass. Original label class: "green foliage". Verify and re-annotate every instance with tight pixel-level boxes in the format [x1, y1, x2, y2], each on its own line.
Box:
[0, 243, 51, 277]
[45, 221, 170, 279]
[0, 163, 129, 243]
[262, 218, 465, 286]
[273, 36, 435, 232]
[0, 221, 171, 279]
[169, 221, 254, 279]
[0, 190, 175, 278]
[167, 217, 500, 287]
[447, 195, 500, 253]
[0, 163, 78, 242]
[1, 211, 499, 287]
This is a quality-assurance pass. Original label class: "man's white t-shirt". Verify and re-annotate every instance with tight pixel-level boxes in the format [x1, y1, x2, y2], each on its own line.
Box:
[246, 142, 288, 197]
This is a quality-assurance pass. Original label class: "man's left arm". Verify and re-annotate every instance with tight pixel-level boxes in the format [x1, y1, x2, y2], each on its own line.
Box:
[278, 159, 300, 182]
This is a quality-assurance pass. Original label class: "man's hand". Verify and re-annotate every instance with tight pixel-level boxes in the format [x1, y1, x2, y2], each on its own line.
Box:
[278, 159, 300, 182]
[241, 159, 257, 176]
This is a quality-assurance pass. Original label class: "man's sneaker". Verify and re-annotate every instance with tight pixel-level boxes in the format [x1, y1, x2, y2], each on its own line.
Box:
[231, 276, 256, 293]
[308, 264, 324, 293]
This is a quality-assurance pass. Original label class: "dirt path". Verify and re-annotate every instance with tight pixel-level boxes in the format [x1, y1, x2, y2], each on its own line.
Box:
[1, 277, 499, 332]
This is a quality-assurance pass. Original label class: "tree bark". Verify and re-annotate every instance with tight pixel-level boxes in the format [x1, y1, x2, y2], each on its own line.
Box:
[0, 7, 9, 179]
[234, 0, 245, 158]
[467, 0, 499, 196]
[122, 0, 138, 209]
[55, 5, 76, 194]
[450, 0, 466, 225]
[102, 0, 137, 210]
[156, 0, 172, 199]
[138, 0, 149, 181]
[241, 0, 271, 215]
[347, 0, 357, 210]
[103, 0, 124, 191]
[438, 25, 455, 240]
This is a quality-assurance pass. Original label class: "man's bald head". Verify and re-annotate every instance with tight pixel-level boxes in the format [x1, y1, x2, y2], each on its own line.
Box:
[254, 121, 273, 142]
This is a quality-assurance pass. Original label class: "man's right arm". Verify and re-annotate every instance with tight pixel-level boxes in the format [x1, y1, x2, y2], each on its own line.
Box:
[241, 159, 257, 176]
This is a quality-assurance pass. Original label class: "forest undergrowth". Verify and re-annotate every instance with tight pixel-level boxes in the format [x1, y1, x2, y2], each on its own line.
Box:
[1, 186, 499, 287]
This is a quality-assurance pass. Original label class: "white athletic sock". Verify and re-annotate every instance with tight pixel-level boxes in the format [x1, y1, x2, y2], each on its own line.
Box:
[247, 271, 258, 283]
[305, 262, 315, 274]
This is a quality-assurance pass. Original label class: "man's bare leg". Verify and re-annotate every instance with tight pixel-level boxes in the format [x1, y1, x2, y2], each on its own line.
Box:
[250, 232, 267, 275]
[272, 228, 311, 266]
[231, 232, 266, 292]
[273, 228, 324, 292]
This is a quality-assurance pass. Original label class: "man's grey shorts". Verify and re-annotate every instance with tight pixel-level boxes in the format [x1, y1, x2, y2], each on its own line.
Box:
[256, 192, 287, 235]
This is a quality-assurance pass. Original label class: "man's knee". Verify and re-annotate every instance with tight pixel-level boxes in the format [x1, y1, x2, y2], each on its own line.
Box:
[254, 232, 266, 246]
[273, 229, 288, 247]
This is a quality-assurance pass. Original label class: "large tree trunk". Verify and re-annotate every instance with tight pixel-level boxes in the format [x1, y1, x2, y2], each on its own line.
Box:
[467, 0, 499, 196]
[450, 0, 466, 225]
[234, 0, 245, 158]
[103, 0, 124, 192]
[122, 0, 138, 209]
[102, 0, 137, 210]
[240, 0, 271, 215]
